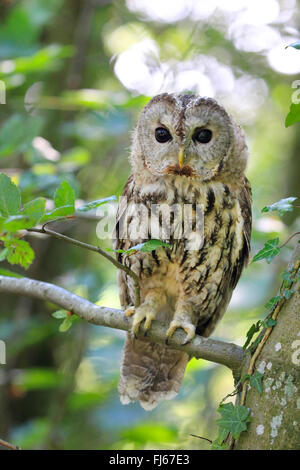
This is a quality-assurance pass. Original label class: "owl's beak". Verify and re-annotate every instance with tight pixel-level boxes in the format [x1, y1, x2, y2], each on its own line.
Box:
[178, 147, 185, 168]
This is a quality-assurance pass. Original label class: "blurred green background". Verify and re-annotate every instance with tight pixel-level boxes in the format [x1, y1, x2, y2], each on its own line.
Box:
[0, 0, 299, 450]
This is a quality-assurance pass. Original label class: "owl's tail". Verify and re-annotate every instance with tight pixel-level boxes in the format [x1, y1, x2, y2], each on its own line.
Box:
[118, 333, 189, 411]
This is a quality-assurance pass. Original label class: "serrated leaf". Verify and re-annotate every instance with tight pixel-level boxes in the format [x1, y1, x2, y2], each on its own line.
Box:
[252, 238, 280, 264]
[264, 295, 282, 310]
[249, 371, 263, 395]
[54, 181, 75, 209]
[21, 197, 46, 224]
[217, 403, 251, 440]
[243, 321, 261, 350]
[41, 205, 74, 222]
[0, 173, 21, 217]
[262, 197, 297, 216]
[52, 309, 68, 319]
[4, 238, 35, 269]
[4, 215, 33, 232]
[77, 195, 117, 212]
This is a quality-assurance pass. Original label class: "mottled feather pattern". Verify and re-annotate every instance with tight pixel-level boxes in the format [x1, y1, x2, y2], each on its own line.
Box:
[116, 93, 252, 410]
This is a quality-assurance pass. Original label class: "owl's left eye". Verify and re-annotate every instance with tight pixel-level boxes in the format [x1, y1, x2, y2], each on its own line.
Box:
[155, 127, 172, 143]
[193, 128, 212, 144]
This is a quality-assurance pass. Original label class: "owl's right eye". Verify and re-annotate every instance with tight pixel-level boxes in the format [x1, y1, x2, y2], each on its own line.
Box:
[155, 127, 172, 143]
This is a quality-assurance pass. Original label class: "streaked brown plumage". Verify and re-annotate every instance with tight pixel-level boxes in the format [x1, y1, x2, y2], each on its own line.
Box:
[115, 93, 252, 410]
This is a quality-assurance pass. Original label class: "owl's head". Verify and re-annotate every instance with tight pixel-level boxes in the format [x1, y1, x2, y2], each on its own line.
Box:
[131, 93, 248, 182]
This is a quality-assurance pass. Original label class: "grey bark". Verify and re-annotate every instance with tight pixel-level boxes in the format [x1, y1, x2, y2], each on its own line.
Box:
[235, 243, 300, 450]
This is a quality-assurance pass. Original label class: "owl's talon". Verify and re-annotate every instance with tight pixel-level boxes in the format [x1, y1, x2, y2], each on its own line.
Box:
[124, 306, 135, 318]
[130, 304, 157, 337]
[166, 320, 195, 345]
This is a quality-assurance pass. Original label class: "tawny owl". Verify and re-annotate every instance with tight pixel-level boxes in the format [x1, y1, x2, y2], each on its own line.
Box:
[115, 93, 251, 410]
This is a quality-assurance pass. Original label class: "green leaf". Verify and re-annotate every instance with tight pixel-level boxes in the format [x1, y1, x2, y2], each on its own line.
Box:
[77, 195, 117, 212]
[262, 197, 297, 216]
[107, 239, 172, 255]
[281, 269, 294, 288]
[0, 173, 21, 217]
[42, 205, 74, 222]
[0, 248, 8, 261]
[243, 321, 261, 350]
[4, 238, 35, 269]
[285, 103, 300, 127]
[283, 288, 294, 300]
[52, 309, 68, 319]
[54, 180, 75, 209]
[249, 371, 263, 395]
[285, 41, 300, 50]
[263, 318, 277, 328]
[21, 197, 46, 224]
[264, 295, 282, 310]
[0, 268, 23, 278]
[3, 197, 46, 231]
[252, 238, 280, 264]
[217, 403, 251, 440]
[58, 315, 78, 332]
[211, 440, 228, 450]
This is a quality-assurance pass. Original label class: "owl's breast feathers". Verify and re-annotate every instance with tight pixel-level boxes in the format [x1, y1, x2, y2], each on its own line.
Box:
[116, 174, 252, 336]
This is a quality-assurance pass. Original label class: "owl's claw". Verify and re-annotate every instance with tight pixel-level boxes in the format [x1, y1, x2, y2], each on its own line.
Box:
[128, 304, 157, 337]
[124, 306, 135, 318]
[166, 320, 196, 346]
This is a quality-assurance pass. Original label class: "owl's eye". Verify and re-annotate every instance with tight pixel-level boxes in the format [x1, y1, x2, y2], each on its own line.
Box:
[193, 128, 212, 144]
[155, 127, 172, 143]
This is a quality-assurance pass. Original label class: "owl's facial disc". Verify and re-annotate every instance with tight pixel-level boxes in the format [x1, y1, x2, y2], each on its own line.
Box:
[136, 94, 234, 181]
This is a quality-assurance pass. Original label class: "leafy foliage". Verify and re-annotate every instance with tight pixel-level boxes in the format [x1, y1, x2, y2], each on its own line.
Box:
[252, 238, 280, 264]
[262, 197, 297, 216]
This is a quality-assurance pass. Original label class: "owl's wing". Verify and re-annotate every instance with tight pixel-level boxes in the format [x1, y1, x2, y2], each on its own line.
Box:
[115, 175, 136, 308]
[238, 176, 252, 266]
[199, 177, 252, 337]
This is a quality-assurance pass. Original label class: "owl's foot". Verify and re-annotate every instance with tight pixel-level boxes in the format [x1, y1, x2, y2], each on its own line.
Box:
[166, 318, 196, 346]
[124, 306, 135, 318]
[126, 304, 158, 337]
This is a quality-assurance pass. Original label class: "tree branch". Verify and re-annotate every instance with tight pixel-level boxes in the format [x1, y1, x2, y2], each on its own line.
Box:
[0, 275, 245, 375]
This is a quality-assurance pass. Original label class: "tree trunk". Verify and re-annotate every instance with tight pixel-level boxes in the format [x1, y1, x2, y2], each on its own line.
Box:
[235, 243, 300, 450]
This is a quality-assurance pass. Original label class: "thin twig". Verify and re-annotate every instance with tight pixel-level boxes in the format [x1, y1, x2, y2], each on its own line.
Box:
[189, 434, 212, 444]
[27, 224, 140, 307]
[280, 231, 300, 249]
[0, 438, 20, 450]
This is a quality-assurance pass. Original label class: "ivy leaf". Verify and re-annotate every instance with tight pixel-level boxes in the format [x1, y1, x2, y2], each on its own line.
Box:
[0, 173, 21, 217]
[262, 318, 277, 328]
[216, 403, 251, 440]
[262, 197, 297, 216]
[77, 195, 117, 212]
[211, 440, 228, 450]
[285, 103, 300, 127]
[54, 181, 75, 209]
[281, 269, 294, 288]
[264, 295, 282, 310]
[249, 371, 263, 395]
[252, 238, 280, 264]
[4, 238, 35, 269]
[283, 288, 294, 300]
[243, 321, 261, 350]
